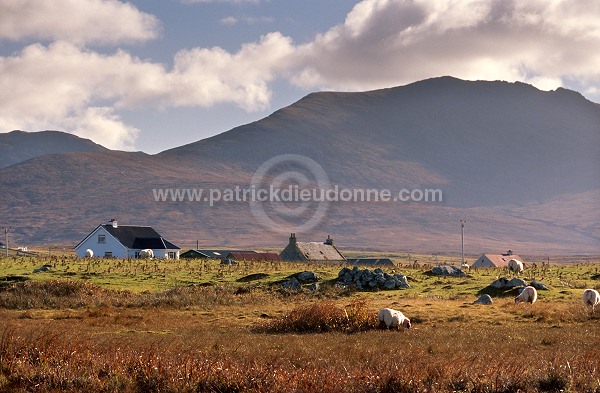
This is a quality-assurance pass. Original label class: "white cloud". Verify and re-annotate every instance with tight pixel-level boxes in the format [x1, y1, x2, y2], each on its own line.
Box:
[2, 0, 600, 151]
[220, 15, 273, 25]
[0, 0, 160, 45]
[0, 41, 157, 149]
[289, 0, 600, 95]
[183, 0, 260, 4]
[0, 33, 294, 148]
[69, 107, 139, 151]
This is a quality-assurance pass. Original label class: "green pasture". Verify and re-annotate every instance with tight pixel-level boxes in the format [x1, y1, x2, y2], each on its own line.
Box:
[1, 253, 598, 302]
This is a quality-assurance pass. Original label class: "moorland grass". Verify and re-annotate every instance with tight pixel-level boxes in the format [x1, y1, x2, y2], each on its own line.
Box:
[0, 256, 599, 392]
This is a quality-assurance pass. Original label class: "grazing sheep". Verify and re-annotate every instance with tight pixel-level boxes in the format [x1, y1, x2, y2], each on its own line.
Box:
[515, 286, 537, 304]
[84, 249, 94, 258]
[139, 249, 154, 259]
[460, 262, 470, 272]
[582, 289, 600, 314]
[377, 308, 411, 329]
[508, 259, 524, 275]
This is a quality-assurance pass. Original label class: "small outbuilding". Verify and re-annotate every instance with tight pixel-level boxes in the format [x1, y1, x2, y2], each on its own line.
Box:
[180, 249, 256, 259]
[225, 251, 281, 262]
[471, 250, 524, 268]
[280, 233, 346, 263]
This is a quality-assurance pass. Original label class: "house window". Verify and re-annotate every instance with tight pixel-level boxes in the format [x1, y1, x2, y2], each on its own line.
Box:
[104, 251, 112, 258]
[98, 234, 106, 244]
[134, 251, 140, 259]
[168, 252, 176, 259]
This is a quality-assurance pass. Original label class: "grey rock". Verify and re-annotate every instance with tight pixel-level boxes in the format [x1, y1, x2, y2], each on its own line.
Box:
[490, 277, 527, 289]
[307, 282, 320, 292]
[297, 271, 319, 283]
[338, 267, 351, 277]
[530, 280, 548, 290]
[474, 294, 493, 305]
[281, 277, 302, 292]
[431, 265, 466, 277]
[33, 265, 51, 273]
[490, 277, 509, 289]
[383, 279, 396, 290]
[506, 278, 527, 288]
[337, 267, 410, 291]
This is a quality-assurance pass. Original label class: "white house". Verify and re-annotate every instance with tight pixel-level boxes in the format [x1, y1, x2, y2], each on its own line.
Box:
[74, 220, 180, 259]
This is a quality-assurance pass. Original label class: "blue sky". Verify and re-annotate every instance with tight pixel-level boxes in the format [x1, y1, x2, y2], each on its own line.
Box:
[1, 0, 600, 153]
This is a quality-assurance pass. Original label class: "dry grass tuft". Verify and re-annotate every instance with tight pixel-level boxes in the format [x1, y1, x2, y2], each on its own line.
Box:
[256, 300, 378, 333]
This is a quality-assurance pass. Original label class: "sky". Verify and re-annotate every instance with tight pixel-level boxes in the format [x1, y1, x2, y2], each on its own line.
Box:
[1, 0, 600, 154]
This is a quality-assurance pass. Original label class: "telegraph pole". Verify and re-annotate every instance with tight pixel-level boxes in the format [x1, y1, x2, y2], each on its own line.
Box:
[460, 220, 466, 266]
[3, 227, 10, 257]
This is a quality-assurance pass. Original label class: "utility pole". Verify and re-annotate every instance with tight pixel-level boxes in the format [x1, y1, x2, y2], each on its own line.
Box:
[3, 227, 10, 257]
[460, 220, 466, 266]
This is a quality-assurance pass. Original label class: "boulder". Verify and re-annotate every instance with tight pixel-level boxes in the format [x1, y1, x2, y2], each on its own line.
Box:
[337, 267, 409, 290]
[490, 277, 527, 289]
[506, 278, 527, 288]
[530, 280, 548, 290]
[296, 271, 319, 283]
[33, 265, 51, 273]
[281, 277, 302, 292]
[474, 294, 493, 305]
[431, 265, 466, 277]
[307, 283, 320, 292]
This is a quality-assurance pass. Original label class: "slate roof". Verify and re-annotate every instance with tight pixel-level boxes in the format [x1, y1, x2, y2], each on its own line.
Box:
[295, 242, 345, 261]
[226, 251, 281, 261]
[72, 224, 180, 250]
[181, 249, 256, 259]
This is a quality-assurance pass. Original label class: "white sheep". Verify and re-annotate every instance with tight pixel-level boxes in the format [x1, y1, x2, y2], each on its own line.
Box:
[515, 286, 537, 304]
[582, 289, 600, 314]
[84, 249, 94, 258]
[508, 259, 524, 275]
[139, 249, 154, 259]
[377, 308, 411, 329]
[461, 262, 470, 272]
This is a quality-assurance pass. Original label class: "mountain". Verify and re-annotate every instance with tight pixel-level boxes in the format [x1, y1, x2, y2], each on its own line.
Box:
[1, 77, 599, 254]
[0, 130, 109, 168]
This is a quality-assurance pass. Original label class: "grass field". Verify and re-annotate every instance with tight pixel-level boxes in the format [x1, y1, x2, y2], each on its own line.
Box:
[1, 254, 599, 392]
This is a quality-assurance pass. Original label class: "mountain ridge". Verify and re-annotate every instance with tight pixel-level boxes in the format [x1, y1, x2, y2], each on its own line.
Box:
[1, 77, 599, 254]
[0, 130, 109, 169]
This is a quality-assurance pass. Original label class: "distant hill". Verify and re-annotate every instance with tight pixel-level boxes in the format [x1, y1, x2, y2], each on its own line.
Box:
[1, 77, 598, 254]
[0, 130, 108, 168]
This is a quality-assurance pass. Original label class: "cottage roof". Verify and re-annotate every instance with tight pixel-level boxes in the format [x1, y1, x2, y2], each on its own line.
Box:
[102, 225, 179, 250]
[74, 224, 179, 250]
[295, 242, 345, 261]
[475, 253, 524, 267]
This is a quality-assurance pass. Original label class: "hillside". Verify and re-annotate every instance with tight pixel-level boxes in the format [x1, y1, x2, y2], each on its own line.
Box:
[0, 130, 108, 168]
[0, 77, 599, 254]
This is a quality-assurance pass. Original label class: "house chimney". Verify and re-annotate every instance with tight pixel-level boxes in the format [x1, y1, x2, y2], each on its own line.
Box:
[289, 233, 297, 245]
[507, 249, 513, 256]
[109, 219, 118, 228]
[325, 235, 333, 245]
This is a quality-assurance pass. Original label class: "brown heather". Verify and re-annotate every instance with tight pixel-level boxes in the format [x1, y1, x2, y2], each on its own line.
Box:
[0, 262, 599, 392]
